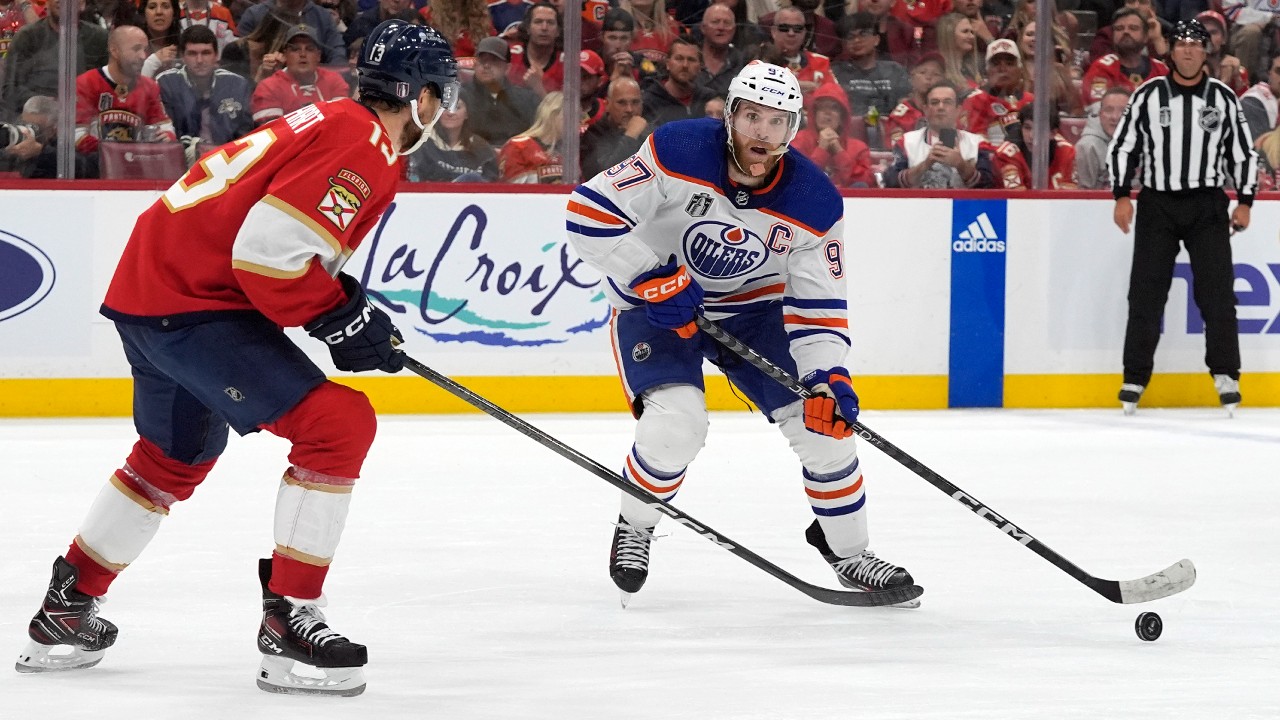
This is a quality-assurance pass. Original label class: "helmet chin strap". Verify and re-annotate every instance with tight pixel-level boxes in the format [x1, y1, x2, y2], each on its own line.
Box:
[398, 98, 444, 156]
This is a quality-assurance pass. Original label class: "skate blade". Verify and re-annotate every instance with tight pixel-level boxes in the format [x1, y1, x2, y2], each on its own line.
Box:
[1224, 403, 1238, 418]
[1122, 402, 1137, 416]
[256, 655, 366, 697]
[619, 590, 634, 609]
[14, 641, 105, 673]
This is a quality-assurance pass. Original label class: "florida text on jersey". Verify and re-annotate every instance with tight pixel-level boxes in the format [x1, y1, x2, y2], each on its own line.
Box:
[565, 118, 851, 373]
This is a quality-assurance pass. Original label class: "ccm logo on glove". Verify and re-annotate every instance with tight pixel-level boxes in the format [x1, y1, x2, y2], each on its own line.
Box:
[319, 303, 376, 345]
[629, 256, 704, 339]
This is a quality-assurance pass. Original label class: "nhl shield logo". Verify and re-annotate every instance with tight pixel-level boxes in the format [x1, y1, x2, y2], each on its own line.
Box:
[631, 342, 652, 362]
[1198, 106, 1222, 132]
[685, 192, 712, 217]
[1158, 107, 1172, 127]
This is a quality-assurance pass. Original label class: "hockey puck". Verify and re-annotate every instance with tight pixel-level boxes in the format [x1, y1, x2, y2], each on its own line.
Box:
[1134, 612, 1162, 641]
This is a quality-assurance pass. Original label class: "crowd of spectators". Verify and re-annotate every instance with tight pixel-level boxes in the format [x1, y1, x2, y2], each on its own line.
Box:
[2, 0, 1280, 188]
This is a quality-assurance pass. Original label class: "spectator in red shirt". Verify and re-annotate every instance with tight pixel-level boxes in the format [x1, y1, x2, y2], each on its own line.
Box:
[883, 51, 944, 147]
[1081, 8, 1167, 111]
[992, 103, 1076, 189]
[507, 1, 560, 96]
[542, 48, 608, 128]
[250, 24, 349, 125]
[620, 0, 681, 68]
[960, 37, 1031, 142]
[75, 25, 176, 154]
[793, 82, 877, 187]
[891, 0, 952, 57]
[858, 0, 916, 64]
[498, 89, 565, 182]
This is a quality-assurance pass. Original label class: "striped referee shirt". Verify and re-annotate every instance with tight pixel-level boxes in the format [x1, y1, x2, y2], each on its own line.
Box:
[1107, 74, 1259, 203]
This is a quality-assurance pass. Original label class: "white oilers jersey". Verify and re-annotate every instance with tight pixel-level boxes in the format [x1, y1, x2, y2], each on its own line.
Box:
[565, 118, 850, 376]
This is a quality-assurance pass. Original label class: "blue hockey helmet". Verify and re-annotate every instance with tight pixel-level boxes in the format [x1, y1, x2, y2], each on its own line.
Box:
[357, 20, 459, 151]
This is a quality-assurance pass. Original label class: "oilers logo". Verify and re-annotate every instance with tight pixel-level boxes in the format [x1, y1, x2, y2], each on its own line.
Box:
[682, 221, 767, 279]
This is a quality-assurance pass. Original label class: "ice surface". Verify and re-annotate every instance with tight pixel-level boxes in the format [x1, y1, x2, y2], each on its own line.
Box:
[2, 408, 1277, 719]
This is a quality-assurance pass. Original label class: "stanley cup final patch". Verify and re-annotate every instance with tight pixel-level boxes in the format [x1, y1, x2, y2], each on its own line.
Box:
[1198, 106, 1223, 132]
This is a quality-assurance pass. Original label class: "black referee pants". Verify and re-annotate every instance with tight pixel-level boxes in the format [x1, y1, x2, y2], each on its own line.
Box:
[1123, 187, 1240, 386]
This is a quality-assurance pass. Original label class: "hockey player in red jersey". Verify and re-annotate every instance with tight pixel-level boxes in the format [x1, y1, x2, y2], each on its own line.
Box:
[17, 20, 458, 697]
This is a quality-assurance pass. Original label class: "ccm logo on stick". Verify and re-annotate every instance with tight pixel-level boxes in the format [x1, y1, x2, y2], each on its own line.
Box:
[951, 490, 1035, 545]
[647, 502, 735, 550]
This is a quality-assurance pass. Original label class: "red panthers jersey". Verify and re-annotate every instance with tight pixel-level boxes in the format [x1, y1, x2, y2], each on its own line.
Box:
[882, 98, 925, 148]
[498, 136, 563, 183]
[993, 137, 1077, 189]
[75, 67, 174, 152]
[960, 87, 1033, 143]
[1081, 54, 1168, 107]
[102, 99, 401, 329]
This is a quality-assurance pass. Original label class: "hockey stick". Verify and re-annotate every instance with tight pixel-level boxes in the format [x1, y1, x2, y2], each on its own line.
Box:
[398, 353, 923, 608]
[694, 316, 1196, 605]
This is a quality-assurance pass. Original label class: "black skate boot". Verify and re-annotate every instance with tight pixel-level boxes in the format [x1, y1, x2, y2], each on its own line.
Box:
[609, 515, 655, 608]
[805, 520, 919, 608]
[255, 558, 367, 696]
[16, 556, 118, 673]
[1119, 383, 1145, 416]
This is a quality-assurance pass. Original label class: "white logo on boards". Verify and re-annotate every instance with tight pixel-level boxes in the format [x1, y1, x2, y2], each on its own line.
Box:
[954, 213, 1006, 252]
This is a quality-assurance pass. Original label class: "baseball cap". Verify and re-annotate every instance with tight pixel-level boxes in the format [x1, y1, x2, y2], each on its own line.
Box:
[574, 49, 605, 76]
[1193, 10, 1226, 32]
[284, 24, 321, 46]
[912, 51, 945, 70]
[985, 38, 1021, 64]
[476, 36, 510, 62]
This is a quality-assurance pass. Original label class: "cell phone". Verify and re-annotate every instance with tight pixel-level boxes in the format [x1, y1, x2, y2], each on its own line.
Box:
[938, 128, 957, 148]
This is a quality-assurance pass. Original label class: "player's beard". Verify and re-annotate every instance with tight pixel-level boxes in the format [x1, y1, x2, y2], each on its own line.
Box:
[400, 116, 426, 155]
[728, 125, 783, 179]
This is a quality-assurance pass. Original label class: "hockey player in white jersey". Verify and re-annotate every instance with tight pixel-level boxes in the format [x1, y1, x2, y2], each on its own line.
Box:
[565, 61, 916, 607]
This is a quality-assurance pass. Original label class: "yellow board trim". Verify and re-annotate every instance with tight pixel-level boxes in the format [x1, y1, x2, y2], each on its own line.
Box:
[0, 373, 1274, 417]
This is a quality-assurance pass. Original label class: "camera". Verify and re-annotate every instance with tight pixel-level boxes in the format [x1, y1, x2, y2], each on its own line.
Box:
[0, 121, 38, 150]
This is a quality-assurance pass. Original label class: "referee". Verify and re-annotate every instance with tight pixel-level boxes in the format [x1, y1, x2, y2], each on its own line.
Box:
[1107, 19, 1258, 416]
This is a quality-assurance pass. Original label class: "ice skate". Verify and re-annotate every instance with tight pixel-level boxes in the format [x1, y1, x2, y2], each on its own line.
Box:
[16, 556, 117, 673]
[1118, 383, 1144, 416]
[805, 520, 919, 608]
[1213, 375, 1240, 417]
[255, 559, 367, 697]
[609, 516, 655, 608]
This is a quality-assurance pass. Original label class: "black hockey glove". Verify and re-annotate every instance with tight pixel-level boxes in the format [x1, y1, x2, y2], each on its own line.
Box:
[305, 273, 405, 373]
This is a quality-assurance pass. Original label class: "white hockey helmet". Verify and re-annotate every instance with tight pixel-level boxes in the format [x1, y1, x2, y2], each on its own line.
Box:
[725, 61, 804, 147]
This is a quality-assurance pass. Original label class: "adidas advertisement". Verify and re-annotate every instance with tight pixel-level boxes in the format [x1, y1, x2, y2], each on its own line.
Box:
[949, 200, 1008, 408]
[953, 212, 1006, 252]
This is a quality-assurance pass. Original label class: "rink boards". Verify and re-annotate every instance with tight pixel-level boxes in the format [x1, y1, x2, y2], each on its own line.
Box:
[1, 188, 1277, 415]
